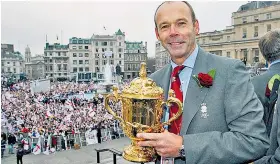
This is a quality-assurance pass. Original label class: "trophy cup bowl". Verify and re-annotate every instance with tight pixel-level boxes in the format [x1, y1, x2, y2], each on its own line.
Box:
[104, 62, 183, 163]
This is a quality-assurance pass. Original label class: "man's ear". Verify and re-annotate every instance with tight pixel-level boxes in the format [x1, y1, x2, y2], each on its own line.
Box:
[194, 20, 200, 36]
[155, 28, 160, 40]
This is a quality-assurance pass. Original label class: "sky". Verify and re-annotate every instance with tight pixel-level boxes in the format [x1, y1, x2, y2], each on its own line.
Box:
[1, 1, 247, 58]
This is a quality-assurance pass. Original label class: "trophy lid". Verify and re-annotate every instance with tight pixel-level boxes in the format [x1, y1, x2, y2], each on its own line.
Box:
[122, 62, 164, 99]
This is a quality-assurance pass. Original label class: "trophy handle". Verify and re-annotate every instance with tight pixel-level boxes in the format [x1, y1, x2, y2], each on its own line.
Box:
[104, 86, 125, 126]
[161, 90, 183, 126]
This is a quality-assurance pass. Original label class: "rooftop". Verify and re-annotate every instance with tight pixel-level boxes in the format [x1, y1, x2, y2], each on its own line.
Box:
[125, 41, 145, 50]
[45, 43, 68, 50]
[237, 1, 280, 12]
[1, 51, 24, 60]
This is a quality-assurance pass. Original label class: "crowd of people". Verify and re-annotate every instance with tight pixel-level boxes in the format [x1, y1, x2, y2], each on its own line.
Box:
[1, 80, 126, 158]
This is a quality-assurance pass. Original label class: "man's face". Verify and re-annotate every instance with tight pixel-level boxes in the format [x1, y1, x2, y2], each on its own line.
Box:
[155, 2, 199, 59]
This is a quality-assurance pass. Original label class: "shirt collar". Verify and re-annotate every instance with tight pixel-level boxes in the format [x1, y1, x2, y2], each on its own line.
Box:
[270, 59, 280, 67]
[171, 44, 199, 69]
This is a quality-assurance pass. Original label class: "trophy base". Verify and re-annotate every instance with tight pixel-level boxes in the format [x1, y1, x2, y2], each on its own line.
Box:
[123, 143, 156, 163]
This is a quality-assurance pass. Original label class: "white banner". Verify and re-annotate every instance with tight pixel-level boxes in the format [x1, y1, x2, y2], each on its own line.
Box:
[85, 130, 98, 145]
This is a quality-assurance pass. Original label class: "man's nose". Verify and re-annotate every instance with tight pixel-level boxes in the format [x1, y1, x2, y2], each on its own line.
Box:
[169, 24, 179, 37]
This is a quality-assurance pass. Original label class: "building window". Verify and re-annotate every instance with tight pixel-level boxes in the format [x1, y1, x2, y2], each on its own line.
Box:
[72, 46, 77, 50]
[13, 62, 15, 66]
[102, 48, 106, 52]
[95, 53, 99, 58]
[85, 60, 89, 64]
[79, 46, 83, 49]
[119, 54, 122, 58]
[119, 61, 122, 65]
[254, 49, 259, 62]
[49, 53, 52, 56]
[226, 52, 230, 58]
[85, 53, 89, 57]
[95, 67, 100, 72]
[110, 48, 113, 52]
[79, 53, 83, 57]
[79, 67, 83, 72]
[50, 59, 53, 63]
[85, 46, 88, 49]
[85, 67, 89, 72]
[95, 60, 99, 65]
[50, 66, 53, 71]
[95, 42, 98, 46]
[266, 13, 272, 19]
[118, 48, 122, 52]
[242, 28, 247, 38]
[73, 67, 77, 72]
[242, 17, 247, 23]
[96, 48, 99, 52]
[73, 60, 77, 65]
[102, 42, 107, 46]
[227, 36, 230, 42]
[79, 60, 83, 64]
[58, 52, 61, 56]
[267, 24, 271, 32]
[13, 68, 16, 73]
[119, 42, 122, 46]
[110, 60, 114, 65]
[103, 60, 106, 65]
[110, 42, 113, 46]
[7, 62, 10, 65]
[254, 26, 258, 37]
[73, 53, 77, 57]
[254, 15, 259, 21]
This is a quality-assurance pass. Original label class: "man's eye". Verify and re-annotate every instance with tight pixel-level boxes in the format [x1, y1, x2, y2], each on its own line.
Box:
[161, 25, 168, 29]
[178, 22, 186, 25]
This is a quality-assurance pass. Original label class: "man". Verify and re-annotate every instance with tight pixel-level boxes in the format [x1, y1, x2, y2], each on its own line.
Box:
[8, 133, 16, 154]
[252, 29, 280, 135]
[137, 1, 269, 164]
[254, 86, 280, 164]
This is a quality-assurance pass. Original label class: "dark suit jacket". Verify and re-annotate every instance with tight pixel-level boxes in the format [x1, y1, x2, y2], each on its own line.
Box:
[150, 47, 269, 164]
[252, 63, 280, 135]
[252, 62, 280, 107]
[255, 86, 280, 164]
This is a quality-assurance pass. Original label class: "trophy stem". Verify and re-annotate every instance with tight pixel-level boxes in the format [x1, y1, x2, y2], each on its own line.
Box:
[122, 140, 156, 163]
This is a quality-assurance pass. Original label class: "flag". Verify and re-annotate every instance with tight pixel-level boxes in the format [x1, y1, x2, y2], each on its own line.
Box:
[33, 137, 41, 155]
[104, 113, 113, 119]
[88, 109, 95, 117]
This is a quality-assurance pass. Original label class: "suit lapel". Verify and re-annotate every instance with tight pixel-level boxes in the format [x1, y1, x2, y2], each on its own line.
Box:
[180, 48, 210, 135]
[161, 65, 172, 101]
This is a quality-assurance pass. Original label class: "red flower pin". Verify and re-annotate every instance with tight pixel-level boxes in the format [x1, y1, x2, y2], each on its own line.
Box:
[193, 69, 216, 88]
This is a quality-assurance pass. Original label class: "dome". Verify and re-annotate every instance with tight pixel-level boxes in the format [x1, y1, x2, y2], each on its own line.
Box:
[25, 45, 31, 53]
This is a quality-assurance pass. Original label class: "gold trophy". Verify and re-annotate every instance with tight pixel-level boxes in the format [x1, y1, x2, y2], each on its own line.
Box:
[104, 62, 183, 163]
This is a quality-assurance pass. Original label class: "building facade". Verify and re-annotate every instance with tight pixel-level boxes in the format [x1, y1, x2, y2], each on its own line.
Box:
[1, 49, 24, 80]
[124, 41, 148, 79]
[90, 29, 125, 82]
[1, 44, 14, 55]
[197, 1, 280, 66]
[155, 41, 170, 71]
[24, 46, 46, 80]
[44, 43, 70, 81]
[68, 37, 92, 82]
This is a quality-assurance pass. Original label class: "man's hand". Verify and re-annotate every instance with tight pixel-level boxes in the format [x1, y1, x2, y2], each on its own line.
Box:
[137, 130, 183, 158]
